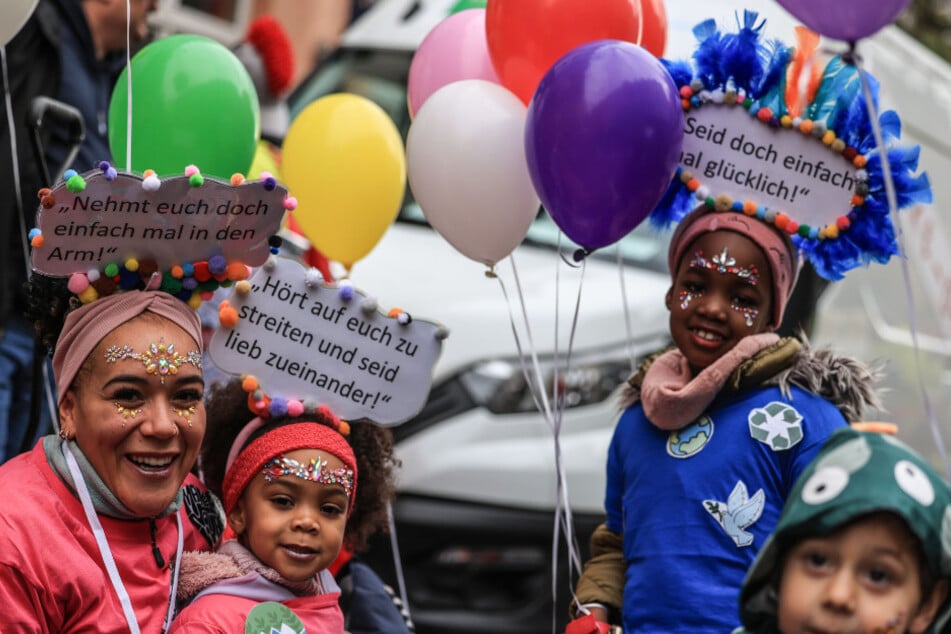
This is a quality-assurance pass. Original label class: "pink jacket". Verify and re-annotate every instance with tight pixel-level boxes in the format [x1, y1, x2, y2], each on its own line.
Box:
[0, 442, 218, 632]
[170, 575, 344, 633]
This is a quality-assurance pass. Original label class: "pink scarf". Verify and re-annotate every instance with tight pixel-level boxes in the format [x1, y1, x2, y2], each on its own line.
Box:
[640, 334, 780, 430]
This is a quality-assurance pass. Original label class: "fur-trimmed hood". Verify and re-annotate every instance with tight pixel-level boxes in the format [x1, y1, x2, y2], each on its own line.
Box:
[619, 337, 883, 424]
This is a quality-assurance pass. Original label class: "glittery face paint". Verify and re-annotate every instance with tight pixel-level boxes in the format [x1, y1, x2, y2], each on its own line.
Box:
[731, 302, 760, 327]
[678, 289, 700, 310]
[262, 455, 354, 498]
[175, 404, 196, 428]
[690, 248, 761, 327]
[114, 402, 141, 419]
[104, 338, 202, 385]
[690, 247, 760, 285]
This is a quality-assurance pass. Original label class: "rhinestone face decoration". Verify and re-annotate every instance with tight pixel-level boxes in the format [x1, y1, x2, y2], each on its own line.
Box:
[690, 248, 759, 285]
[104, 338, 202, 384]
[262, 455, 354, 497]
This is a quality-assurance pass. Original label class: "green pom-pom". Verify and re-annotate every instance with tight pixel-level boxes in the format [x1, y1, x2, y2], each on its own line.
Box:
[189, 174, 204, 187]
[160, 272, 183, 294]
[798, 224, 812, 238]
[103, 262, 119, 277]
[66, 174, 86, 193]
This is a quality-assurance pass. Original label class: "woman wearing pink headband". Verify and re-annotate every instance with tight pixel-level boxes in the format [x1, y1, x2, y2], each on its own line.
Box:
[569, 205, 884, 633]
[170, 377, 404, 633]
[0, 281, 223, 633]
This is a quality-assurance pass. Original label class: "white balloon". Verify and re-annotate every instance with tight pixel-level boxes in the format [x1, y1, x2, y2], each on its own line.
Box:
[0, 0, 37, 47]
[406, 79, 539, 267]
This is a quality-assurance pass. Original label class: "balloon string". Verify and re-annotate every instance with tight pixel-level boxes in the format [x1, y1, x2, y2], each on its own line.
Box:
[494, 265, 550, 423]
[617, 246, 638, 373]
[852, 49, 951, 480]
[510, 254, 554, 421]
[549, 236, 585, 630]
[497, 251, 585, 631]
[125, 0, 132, 171]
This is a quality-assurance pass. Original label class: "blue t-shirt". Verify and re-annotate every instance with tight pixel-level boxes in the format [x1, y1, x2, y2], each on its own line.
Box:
[605, 385, 847, 633]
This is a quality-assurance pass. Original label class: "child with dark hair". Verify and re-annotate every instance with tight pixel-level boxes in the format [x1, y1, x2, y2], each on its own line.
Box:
[172, 378, 409, 633]
[735, 427, 951, 634]
[569, 206, 881, 633]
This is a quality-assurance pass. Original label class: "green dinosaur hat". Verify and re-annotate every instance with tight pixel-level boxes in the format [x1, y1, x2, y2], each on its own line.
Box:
[739, 427, 951, 634]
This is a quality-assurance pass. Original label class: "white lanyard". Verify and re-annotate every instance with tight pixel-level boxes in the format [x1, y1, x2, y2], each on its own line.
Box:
[63, 443, 184, 633]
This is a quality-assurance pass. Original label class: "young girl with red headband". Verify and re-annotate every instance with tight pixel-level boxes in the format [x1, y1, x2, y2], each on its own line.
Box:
[170, 377, 404, 633]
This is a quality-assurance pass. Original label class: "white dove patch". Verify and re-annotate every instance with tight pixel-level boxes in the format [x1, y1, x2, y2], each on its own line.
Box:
[748, 401, 804, 451]
[704, 481, 765, 547]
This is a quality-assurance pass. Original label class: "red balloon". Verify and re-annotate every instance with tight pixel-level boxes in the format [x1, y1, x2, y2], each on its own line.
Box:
[486, 0, 667, 105]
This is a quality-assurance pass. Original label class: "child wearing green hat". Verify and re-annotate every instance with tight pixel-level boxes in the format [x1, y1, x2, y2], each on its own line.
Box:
[736, 427, 951, 634]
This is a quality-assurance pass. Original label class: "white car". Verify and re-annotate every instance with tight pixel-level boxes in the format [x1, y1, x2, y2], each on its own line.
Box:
[287, 1, 951, 632]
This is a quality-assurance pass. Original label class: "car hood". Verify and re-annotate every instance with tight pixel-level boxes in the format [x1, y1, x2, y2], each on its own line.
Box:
[346, 221, 672, 379]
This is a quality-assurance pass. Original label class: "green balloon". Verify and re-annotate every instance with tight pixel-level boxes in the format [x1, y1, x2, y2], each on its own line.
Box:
[449, 0, 487, 13]
[108, 34, 260, 179]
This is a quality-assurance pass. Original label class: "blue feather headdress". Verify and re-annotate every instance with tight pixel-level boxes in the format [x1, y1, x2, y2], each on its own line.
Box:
[651, 10, 932, 280]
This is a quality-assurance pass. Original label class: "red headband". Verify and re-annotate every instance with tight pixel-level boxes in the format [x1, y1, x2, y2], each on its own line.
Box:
[222, 422, 358, 516]
[668, 208, 799, 329]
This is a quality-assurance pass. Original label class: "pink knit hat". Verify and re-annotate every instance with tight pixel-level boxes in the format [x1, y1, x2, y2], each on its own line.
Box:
[667, 207, 799, 329]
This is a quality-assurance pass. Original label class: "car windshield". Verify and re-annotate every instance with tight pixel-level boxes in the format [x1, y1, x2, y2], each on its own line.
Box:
[289, 47, 672, 274]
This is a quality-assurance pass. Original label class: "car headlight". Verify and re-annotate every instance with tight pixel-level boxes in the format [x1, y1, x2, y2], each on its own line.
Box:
[458, 353, 636, 415]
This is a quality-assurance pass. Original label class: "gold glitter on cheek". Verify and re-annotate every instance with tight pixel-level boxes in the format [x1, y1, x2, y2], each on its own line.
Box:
[174, 405, 197, 428]
[114, 402, 142, 428]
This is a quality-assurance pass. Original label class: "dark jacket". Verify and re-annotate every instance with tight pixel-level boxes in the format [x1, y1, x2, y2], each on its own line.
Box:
[0, 0, 124, 322]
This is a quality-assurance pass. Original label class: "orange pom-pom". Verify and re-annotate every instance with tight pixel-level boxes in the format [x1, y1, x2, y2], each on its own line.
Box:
[774, 213, 789, 230]
[338, 421, 351, 436]
[850, 194, 865, 207]
[388, 308, 402, 318]
[30, 235, 44, 248]
[170, 265, 184, 279]
[226, 261, 248, 280]
[219, 304, 239, 328]
[143, 169, 156, 178]
[686, 178, 700, 192]
[742, 200, 757, 215]
[799, 119, 814, 134]
[230, 173, 245, 186]
[852, 154, 867, 168]
[242, 375, 259, 393]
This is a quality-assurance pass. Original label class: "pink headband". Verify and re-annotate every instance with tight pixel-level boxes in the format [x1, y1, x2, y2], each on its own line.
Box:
[668, 208, 799, 329]
[222, 421, 358, 516]
[52, 291, 203, 405]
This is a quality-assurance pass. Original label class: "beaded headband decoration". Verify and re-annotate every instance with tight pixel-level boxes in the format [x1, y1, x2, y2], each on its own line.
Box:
[650, 11, 932, 280]
[29, 164, 296, 308]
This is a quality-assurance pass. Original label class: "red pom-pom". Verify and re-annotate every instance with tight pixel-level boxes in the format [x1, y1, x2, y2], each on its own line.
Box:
[245, 16, 295, 98]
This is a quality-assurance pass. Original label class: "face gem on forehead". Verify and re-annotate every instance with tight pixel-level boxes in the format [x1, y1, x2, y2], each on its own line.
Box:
[104, 338, 202, 384]
[689, 248, 759, 285]
[262, 455, 354, 497]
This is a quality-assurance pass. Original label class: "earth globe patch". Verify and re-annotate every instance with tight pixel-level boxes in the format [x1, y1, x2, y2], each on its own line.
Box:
[667, 416, 714, 458]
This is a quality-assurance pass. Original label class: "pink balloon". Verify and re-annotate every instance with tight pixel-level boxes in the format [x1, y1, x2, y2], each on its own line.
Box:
[407, 9, 499, 117]
[776, 0, 910, 42]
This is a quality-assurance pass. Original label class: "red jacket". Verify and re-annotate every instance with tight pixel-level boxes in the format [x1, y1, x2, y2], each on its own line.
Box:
[0, 441, 217, 632]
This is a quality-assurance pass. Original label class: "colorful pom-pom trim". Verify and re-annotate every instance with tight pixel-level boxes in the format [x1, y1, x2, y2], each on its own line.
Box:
[240, 374, 350, 436]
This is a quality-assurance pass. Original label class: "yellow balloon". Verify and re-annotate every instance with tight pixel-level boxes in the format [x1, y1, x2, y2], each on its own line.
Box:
[282, 94, 407, 268]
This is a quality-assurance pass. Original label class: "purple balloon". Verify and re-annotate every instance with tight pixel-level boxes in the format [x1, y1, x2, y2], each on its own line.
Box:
[776, 0, 910, 42]
[525, 40, 683, 251]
